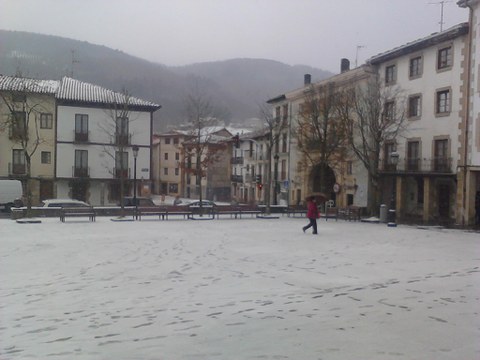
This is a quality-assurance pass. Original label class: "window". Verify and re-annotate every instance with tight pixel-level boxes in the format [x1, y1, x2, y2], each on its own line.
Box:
[165, 137, 171, 144]
[384, 101, 395, 121]
[385, 64, 396, 85]
[407, 141, 420, 171]
[437, 46, 452, 70]
[275, 106, 281, 121]
[169, 183, 178, 193]
[346, 161, 353, 175]
[41, 151, 51, 164]
[282, 133, 287, 153]
[75, 114, 88, 141]
[175, 152, 180, 161]
[173, 137, 179, 145]
[280, 160, 286, 180]
[409, 56, 422, 78]
[175, 168, 179, 176]
[408, 95, 421, 118]
[282, 104, 288, 121]
[74, 150, 88, 177]
[384, 142, 396, 170]
[164, 152, 169, 160]
[11, 111, 26, 139]
[434, 139, 449, 172]
[436, 89, 451, 115]
[40, 113, 53, 129]
[164, 167, 168, 176]
[12, 149, 26, 174]
[115, 151, 128, 178]
[115, 116, 129, 144]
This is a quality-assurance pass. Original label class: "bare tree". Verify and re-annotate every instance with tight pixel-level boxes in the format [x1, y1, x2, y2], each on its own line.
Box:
[182, 85, 227, 211]
[293, 82, 349, 196]
[98, 89, 136, 216]
[0, 78, 54, 216]
[258, 103, 288, 214]
[340, 77, 407, 215]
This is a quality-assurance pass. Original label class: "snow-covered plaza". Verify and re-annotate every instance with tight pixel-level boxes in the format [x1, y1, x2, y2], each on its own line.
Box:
[1, 216, 479, 359]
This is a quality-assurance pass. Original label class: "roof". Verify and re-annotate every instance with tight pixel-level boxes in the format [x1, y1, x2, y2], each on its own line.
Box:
[368, 23, 469, 65]
[0, 75, 161, 111]
[56, 77, 161, 110]
[0, 75, 59, 94]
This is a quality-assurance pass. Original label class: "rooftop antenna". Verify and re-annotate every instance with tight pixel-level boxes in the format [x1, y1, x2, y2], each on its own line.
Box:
[70, 49, 80, 77]
[355, 45, 365, 68]
[429, 1, 451, 32]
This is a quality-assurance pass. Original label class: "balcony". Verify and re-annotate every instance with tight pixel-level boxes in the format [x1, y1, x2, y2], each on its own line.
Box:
[231, 174, 243, 183]
[114, 167, 130, 178]
[380, 157, 453, 174]
[9, 128, 28, 141]
[73, 166, 90, 178]
[9, 163, 26, 175]
[112, 133, 132, 146]
[74, 131, 89, 143]
[231, 157, 244, 165]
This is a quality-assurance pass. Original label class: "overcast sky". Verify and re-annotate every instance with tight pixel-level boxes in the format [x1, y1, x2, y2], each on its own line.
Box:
[0, 0, 470, 73]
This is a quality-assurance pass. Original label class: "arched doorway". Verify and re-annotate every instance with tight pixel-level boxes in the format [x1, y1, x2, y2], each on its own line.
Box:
[310, 163, 337, 203]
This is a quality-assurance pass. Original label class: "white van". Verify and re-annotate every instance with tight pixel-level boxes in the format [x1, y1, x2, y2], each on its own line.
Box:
[0, 180, 23, 212]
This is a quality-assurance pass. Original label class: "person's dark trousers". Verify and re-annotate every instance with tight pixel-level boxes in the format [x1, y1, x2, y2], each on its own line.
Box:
[303, 218, 318, 234]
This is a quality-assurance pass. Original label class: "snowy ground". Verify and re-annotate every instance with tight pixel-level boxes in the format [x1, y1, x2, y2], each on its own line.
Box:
[1, 216, 479, 360]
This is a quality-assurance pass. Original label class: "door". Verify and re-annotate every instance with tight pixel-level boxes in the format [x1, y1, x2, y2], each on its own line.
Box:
[438, 184, 450, 218]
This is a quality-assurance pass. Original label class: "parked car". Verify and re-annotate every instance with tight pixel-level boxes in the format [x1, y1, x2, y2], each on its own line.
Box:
[122, 197, 156, 207]
[0, 179, 23, 212]
[185, 200, 217, 208]
[40, 199, 90, 208]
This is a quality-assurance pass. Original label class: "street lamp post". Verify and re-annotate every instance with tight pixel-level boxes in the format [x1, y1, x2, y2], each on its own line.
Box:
[274, 153, 279, 205]
[388, 151, 399, 227]
[132, 145, 139, 220]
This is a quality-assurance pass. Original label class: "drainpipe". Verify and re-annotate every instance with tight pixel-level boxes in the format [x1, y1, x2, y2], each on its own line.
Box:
[461, 6, 473, 226]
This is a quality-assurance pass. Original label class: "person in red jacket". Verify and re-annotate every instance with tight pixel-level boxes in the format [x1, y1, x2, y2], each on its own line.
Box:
[303, 196, 320, 234]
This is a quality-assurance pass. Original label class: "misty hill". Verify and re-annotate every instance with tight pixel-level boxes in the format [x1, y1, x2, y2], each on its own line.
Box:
[0, 30, 333, 131]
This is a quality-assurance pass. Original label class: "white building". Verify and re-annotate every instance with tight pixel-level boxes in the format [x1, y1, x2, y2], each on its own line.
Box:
[55, 77, 161, 205]
[368, 23, 469, 224]
[457, 0, 480, 226]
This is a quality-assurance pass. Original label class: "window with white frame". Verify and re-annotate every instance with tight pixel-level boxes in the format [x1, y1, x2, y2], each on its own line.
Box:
[408, 95, 421, 118]
[436, 89, 451, 115]
[437, 46, 452, 70]
[40, 113, 53, 129]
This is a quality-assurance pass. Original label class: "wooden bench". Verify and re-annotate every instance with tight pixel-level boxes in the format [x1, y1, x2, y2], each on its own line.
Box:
[163, 206, 193, 220]
[337, 206, 361, 221]
[214, 205, 263, 219]
[285, 206, 307, 217]
[324, 207, 338, 221]
[136, 206, 167, 220]
[60, 207, 96, 222]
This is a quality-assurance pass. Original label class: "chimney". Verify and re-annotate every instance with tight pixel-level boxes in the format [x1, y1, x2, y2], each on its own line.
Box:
[304, 74, 311, 85]
[340, 58, 350, 73]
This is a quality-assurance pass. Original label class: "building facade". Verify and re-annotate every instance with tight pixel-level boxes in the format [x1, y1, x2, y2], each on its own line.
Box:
[0, 75, 161, 206]
[368, 23, 469, 224]
[457, 0, 480, 226]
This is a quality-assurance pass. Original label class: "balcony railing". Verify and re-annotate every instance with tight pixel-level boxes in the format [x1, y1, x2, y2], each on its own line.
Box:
[9, 128, 28, 141]
[231, 157, 244, 165]
[74, 131, 89, 143]
[231, 174, 243, 183]
[114, 167, 131, 178]
[112, 133, 132, 146]
[9, 163, 26, 175]
[381, 157, 453, 174]
[73, 166, 90, 178]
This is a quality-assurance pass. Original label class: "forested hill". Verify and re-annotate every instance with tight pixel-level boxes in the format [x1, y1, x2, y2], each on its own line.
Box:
[0, 30, 333, 131]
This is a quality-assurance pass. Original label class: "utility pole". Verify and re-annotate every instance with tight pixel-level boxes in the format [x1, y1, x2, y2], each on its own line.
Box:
[355, 45, 365, 68]
[70, 49, 80, 77]
[429, 1, 451, 32]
